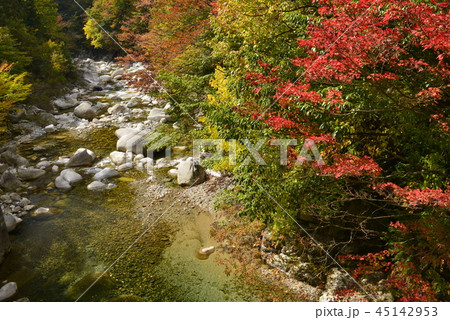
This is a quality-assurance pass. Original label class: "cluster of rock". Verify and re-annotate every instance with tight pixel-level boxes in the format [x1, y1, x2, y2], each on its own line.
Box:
[0, 57, 219, 302]
[49, 58, 173, 133]
[110, 125, 210, 187]
[0, 193, 33, 231]
[0, 148, 49, 192]
[260, 230, 394, 302]
[5, 57, 178, 149]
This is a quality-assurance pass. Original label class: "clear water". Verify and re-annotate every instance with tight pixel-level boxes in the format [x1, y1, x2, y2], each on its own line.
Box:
[0, 129, 258, 301]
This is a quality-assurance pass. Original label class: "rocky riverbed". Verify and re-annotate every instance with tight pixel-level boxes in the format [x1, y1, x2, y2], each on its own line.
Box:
[0, 58, 393, 302]
[0, 58, 256, 302]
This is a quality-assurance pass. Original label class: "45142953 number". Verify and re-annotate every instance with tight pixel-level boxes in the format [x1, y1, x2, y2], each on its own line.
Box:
[376, 307, 438, 317]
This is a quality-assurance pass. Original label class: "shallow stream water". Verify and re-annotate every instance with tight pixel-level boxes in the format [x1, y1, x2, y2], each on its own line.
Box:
[0, 128, 257, 301]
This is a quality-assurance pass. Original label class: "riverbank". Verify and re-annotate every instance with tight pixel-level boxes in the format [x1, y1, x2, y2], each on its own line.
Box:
[0, 57, 290, 302]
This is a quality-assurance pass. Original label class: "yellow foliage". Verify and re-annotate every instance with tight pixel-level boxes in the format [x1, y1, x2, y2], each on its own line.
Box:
[0, 63, 32, 135]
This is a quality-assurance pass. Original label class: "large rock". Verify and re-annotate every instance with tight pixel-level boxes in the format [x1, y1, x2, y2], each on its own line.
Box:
[93, 168, 120, 181]
[55, 169, 82, 190]
[108, 103, 129, 115]
[60, 169, 83, 186]
[0, 282, 17, 302]
[54, 97, 78, 110]
[116, 132, 148, 154]
[177, 158, 206, 186]
[87, 181, 107, 192]
[0, 151, 29, 167]
[74, 102, 96, 121]
[148, 108, 171, 122]
[109, 151, 127, 166]
[117, 163, 133, 172]
[55, 176, 71, 191]
[93, 102, 109, 113]
[99, 75, 112, 83]
[17, 167, 46, 181]
[0, 171, 22, 191]
[0, 208, 11, 264]
[67, 149, 96, 167]
[4, 214, 22, 232]
[115, 128, 139, 139]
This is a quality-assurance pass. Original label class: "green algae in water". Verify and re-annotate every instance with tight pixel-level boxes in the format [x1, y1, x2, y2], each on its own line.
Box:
[2, 126, 265, 301]
[0, 176, 258, 301]
[18, 127, 118, 163]
[0, 179, 170, 301]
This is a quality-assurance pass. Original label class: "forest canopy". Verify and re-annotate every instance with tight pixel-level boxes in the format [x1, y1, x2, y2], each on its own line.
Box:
[0, 0, 448, 302]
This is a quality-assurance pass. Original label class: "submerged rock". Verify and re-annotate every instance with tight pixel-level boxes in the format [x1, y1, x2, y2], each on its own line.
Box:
[168, 169, 178, 178]
[17, 167, 46, 181]
[0, 163, 8, 174]
[54, 97, 78, 110]
[196, 246, 216, 260]
[31, 207, 53, 218]
[155, 158, 175, 169]
[65, 273, 116, 301]
[36, 160, 52, 169]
